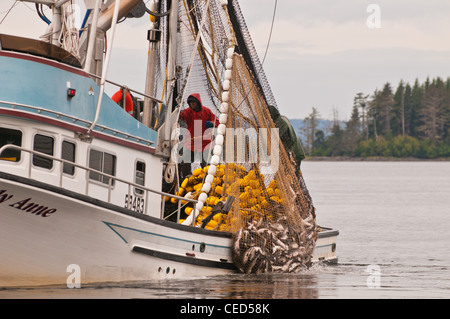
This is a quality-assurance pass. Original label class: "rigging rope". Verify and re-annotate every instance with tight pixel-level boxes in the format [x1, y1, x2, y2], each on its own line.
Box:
[261, 0, 277, 65]
[229, 0, 277, 111]
[0, 1, 18, 25]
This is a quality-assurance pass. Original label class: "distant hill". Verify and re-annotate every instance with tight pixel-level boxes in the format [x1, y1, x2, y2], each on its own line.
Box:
[289, 118, 344, 140]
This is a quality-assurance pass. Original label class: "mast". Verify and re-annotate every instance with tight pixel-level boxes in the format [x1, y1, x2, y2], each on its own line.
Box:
[50, 4, 62, 46]
[83, 0, 101, 74]
[142, 0, 161, 128]
[88, 0, 122, 133]
[81, 0, 142, 77]
[158, 0, 179, 154]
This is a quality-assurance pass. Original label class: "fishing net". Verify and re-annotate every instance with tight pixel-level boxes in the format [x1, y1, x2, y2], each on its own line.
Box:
[157, 0, 317, 273]
[177, 54, 317, 273]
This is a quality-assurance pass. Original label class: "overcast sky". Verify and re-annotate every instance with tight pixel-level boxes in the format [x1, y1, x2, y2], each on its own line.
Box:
[2, 0, 450, 120]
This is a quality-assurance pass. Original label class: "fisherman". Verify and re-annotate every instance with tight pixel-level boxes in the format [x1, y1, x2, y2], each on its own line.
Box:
[178, 93, 219, 179]
[267, 105, 306, 168]
[268, 105, 315, 218]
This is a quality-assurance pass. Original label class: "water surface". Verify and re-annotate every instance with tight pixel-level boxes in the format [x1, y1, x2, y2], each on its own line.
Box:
[1, 161, 449, 299]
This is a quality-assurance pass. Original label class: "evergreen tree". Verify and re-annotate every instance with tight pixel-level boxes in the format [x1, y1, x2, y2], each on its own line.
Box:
[354, 92, 369, 140]
[403, 83, 413, 136]
[410, 79, 424, 138]
[368, 89, 382, 140]
[301, 107, 321, 154]
[313, 130, 325, 150]
[342, 104, 361, 155]
[443, 78, 450, 140]
[319, 121, 344, 156]
[379, 82, 394, 137]
[392, 80, 405, 136]
[419, 79, 446, 142]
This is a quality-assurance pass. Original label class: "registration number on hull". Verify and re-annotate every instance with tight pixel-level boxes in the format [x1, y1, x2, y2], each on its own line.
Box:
[124, 194, 145, 214]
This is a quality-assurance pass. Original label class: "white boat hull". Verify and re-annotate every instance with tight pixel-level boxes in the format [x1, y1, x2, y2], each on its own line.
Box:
[0, 173, 236, 287]
[0, 173, 338, 287]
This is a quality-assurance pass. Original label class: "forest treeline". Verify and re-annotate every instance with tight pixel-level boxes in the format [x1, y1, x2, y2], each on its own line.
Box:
[300, 77, 450, 159]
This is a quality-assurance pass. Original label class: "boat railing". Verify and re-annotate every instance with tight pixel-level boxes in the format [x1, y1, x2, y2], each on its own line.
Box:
[86, 72, 163, 104]
[0, 100, 154, 146]
[0, 144, 197, 223]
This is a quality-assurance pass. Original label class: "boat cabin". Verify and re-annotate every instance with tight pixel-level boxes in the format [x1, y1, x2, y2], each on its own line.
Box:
[0, 34, 180, 221]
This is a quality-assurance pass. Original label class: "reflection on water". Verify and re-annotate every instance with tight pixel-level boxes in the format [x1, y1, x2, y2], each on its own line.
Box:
[0, 264, 334, 299]
[121, 273, 321, 299]
[1, 261, 449, 299]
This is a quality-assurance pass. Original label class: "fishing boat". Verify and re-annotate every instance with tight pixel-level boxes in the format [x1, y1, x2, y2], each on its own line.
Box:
[0, 0, 338, 287]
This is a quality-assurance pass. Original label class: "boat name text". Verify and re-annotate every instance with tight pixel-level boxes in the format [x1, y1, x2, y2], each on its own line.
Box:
[0, 190, 57, 217]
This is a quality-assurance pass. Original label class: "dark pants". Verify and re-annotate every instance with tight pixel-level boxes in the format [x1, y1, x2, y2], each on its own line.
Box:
[178, 148, 210, 182]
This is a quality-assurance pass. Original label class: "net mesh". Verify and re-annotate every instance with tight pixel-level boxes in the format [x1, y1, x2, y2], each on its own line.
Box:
[160, 0, 317, 273]
[228, 56, 317, 273]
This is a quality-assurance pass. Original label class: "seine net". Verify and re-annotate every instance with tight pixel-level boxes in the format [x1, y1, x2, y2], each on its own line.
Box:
[222, 55, 316, 273]
[162, 0, 317, 273]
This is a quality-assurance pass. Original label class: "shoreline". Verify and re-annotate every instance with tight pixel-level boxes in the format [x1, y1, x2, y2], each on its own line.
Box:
[305, 156, 450, 162]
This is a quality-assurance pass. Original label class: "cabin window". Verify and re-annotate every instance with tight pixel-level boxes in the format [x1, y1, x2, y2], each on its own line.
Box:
[62, 141, 76, 175]
[135, 161, 146, 195]
[33, 134, 54, 169]
[89, 149, 116, 185]
[0, 127, 22, 162]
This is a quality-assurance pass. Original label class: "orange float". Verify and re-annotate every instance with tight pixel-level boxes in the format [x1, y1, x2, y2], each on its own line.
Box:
[112, 89, 133, 116]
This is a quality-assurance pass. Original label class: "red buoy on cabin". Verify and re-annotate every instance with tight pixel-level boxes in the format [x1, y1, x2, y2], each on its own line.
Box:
[112, 90, 133, 116]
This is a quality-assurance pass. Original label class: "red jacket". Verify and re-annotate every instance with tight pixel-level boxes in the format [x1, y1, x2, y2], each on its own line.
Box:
[179, 93, 220, 152]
